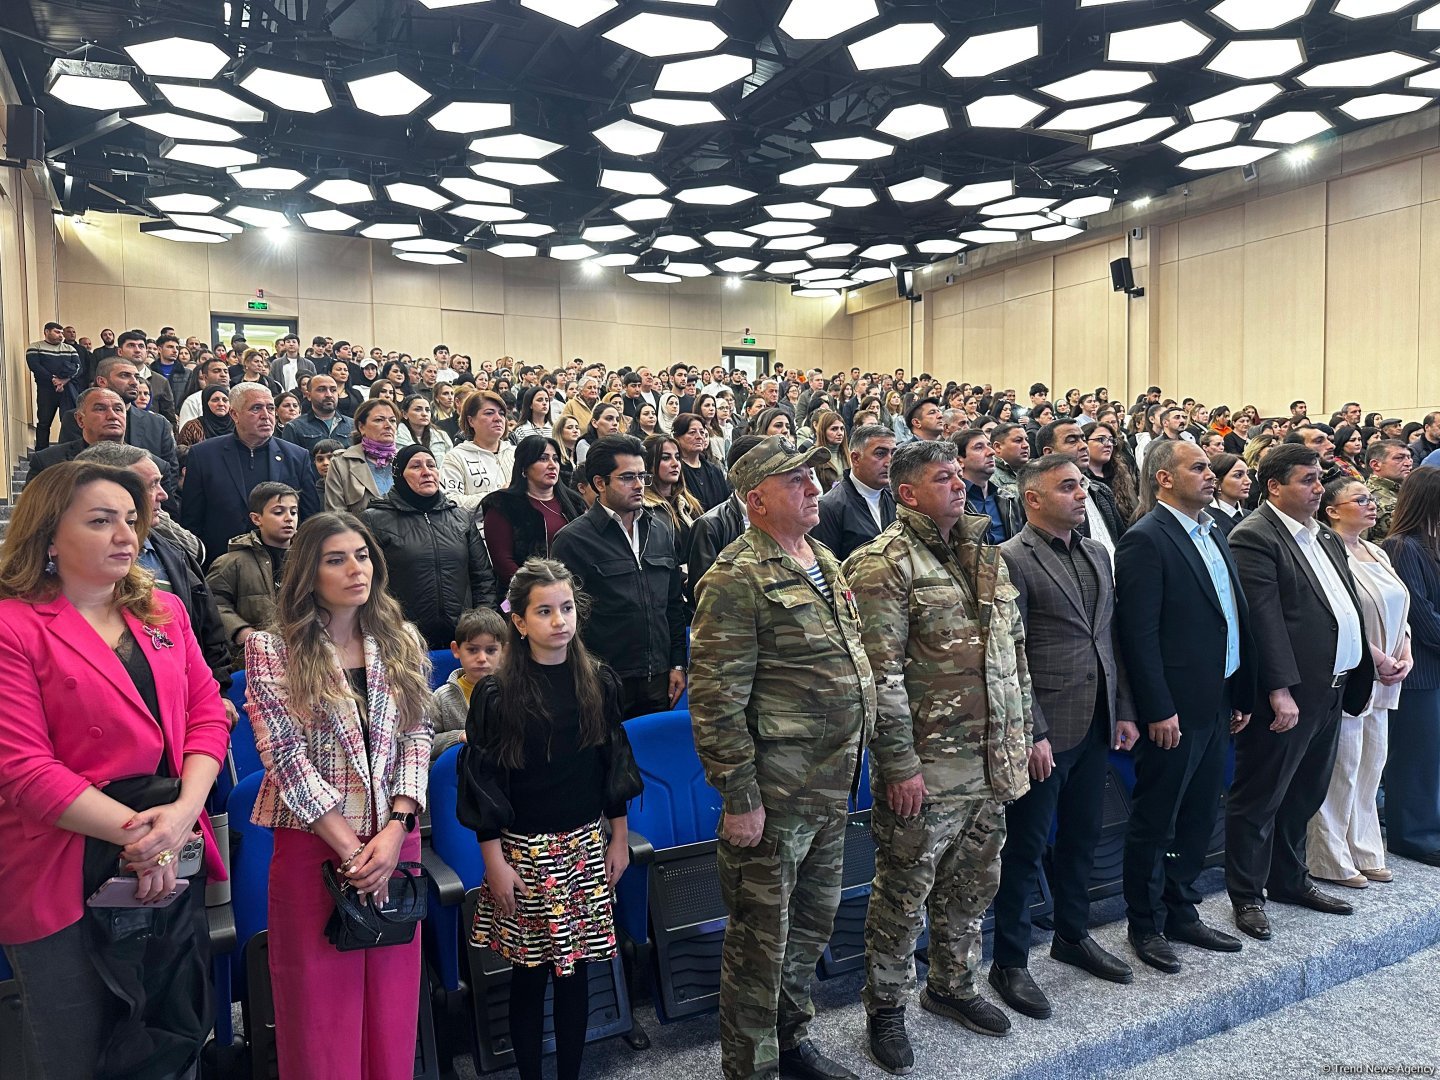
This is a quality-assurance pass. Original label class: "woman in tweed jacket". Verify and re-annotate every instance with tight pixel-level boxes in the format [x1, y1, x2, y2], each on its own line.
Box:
[245, 511, 433, 1080]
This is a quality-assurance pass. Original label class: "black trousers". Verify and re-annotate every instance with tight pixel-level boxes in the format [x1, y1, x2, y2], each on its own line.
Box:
[1225, 682, 1345, 905]
[34, 380, 64, 451]
[992, 703, 1110, 968]
[618, 671, 670, 720]
[1123, 702, 1229, 935]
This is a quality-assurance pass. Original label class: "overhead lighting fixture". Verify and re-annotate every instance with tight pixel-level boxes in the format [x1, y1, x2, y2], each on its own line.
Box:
[627, 269, 682, 284]
[793, 287, 840, 298]
[122, 26, 232, 80]
[1253, 110, 1332, 144]
[393, 238, 460, 253]
[716, 256, 761, 272]
[470, 133, 564, 159]
[675, 184, 757, 205]
[848, 22, 946, 71]
[859, 243, 907, 260]
[603, 13, 726, 58]
[385, 181, 451, 210]
[778, 0, 878, 40]
[1054, 194, 1114, 217]
[395, 251, 464, 265]
[958, 229, 1019, 244]
[652, 234, 701, 252]
[1205, 38, 1306, 79]
[982, 196, 1059, 215]
[614, 197, 673, 221]
[300, 208, 362, 231]
[888, 174, 950, 203]
[851, 265, 894, 283]
[1334, 0, 1417, 16]
[427, 98, 511, 134]
[949, 180, 1015, 206]
[225, 203, 291, 229]
[656, 54, 753, 94]
[147, 188, 222, 214]
[359, 219, 422, 239]
[1210, 0, 1313, 31]
[705, 230, 757, 247]
[1089, 116, 1177, 150]
[965, 94, 1046, 129]
[154, 82, 265, 123]
[985, 213, 1059, 230]
[666, 262, 713, 278]
[139, 221, 228, 243]
[916, 238, 965, 254]
[494, 222, 555, 237]
[592, 118, 665, 155]
[1188, 82, 1283, 122]
[875, 102, 949, 140]
[1417, 2, 1440, 27]
[472, 162, 560, 185]
[594, 253, 639, 267]
[582, 224, 636, 242]
[1338, 92, 1432, 119]
[1107, 21, 1212, 64]
[808, 242, 858, 258]
[1411, 69, 1440, 90]
[437, 175, 510, 203]
[1040, 69, 1155, 102]
[1177, 145, 1278, 170]
[600, 168, 667, 195]
[811, 135, 893, 160]
[943, 25, 1040, 78]
[1041, 100, 1146, 132]
[160, 141, 259, 168]
[1132, 196, 1153, 210]
[746, 219, 814, 236]
[779, 162, 858, 186]
[1033, 223, 1086, 242]
[817, 186, 877, 207]
[166, 213, 243, 234]
[766, 235, 824, 250]
[1163, 119, 1241, 153]
[309, 176, 374, 204]
[1297, 50, 1429, 87]
[628, 97, 726, 126]
[231, 164, 307, 190]
[548, 242, 598, 261]
[763, 201, 831, 220]
[236, 57, 332, 114]
[46, 59, 146, 110]
[488, 242, 540, 258]
[1285, 145, 1316, 165]
[520, 0, 617, 27]
[126, 111, 242, 142]
[797, 267, 847, 281]
[764, 259, 811, 274]
[343, 57, 431, 117]
[447, 203, 527, 222]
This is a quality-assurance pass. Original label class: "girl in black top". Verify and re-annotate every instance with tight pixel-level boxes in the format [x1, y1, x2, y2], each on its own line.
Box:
[461, 558, 641, 1080]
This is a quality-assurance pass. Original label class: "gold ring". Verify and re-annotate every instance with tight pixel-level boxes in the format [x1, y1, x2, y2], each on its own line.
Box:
[155, 849, 175, 868]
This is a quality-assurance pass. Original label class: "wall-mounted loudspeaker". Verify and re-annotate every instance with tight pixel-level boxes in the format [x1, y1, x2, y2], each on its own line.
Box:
[1110, 257, 1145, 300]
[5, 105, 44, 163]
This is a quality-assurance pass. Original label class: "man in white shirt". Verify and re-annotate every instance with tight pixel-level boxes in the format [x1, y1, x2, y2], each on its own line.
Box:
[268, 333, 314, 391]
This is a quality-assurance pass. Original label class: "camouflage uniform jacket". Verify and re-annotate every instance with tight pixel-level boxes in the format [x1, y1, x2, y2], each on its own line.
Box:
[993, 461, 1020, 500]
[844, 505, 1034, 804]
[1366, 475, 1401, 543]
[689, 526, 877, 815]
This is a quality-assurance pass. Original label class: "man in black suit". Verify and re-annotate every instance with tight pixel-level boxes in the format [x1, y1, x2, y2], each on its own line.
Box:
[811, 424, 896, 559]
[1116, 439, 1256, 974]
[687, 436, 762, 605]
[991, 455, 1139, 1019]
[1225, 444, 1373, 940]
[28, 388, 130, 477]
[61, 354, 180, 497]
[181, 382, 320, 569]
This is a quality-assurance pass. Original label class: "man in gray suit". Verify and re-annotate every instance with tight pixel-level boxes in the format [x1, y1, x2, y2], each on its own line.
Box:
[990, 454, 1140, 1020]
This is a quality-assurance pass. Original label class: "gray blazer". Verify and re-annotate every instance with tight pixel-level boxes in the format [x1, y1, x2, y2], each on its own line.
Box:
[1001, 522, 1134, 753]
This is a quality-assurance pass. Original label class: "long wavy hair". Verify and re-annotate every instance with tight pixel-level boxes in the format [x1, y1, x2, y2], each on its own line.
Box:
[1385, 466, 1440, 561]
[642, 434, 703, 527]
[0, 461, 168, 625]
[270, 511, 431, 733]
[489, 558, 607, 770]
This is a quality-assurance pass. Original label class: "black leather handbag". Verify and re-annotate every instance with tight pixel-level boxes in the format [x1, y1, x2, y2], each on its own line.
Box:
[321, 860, 432, 952]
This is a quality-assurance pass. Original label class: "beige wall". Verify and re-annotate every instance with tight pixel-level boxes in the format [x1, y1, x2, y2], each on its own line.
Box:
[53, 214, 852, 371]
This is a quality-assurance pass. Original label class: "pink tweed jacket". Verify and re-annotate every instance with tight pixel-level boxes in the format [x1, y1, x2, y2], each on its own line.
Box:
[244, 630, 432, 834]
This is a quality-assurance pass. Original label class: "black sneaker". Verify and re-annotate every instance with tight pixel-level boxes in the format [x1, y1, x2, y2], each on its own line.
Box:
[867, 1007, 914, 1075]
[919, 986, 1011, 1037]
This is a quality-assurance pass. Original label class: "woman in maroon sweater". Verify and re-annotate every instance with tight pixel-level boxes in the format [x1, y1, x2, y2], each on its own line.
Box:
[481, 435, 587, 592]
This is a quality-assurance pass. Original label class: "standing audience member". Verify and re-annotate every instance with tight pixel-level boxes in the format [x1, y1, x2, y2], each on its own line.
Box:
[245, 512, 433, 1080]
[689, 437, 874, 1080]
[429, 607, 507, 761]
[206, 482, 300, 663]
[1207, 453, 1251, 539]
[675, 412, 730, 511]
[1308, 478, 1412, 886]
[552, 436, 687, 719]
[846, 440, 1034, 1070]
[643, 434, 704, 559]
[1365, 439, 1412, 543]
[0, 462, 229, 1080]
[685, 436, 763, 605]
[178, 385, 233, 448]
[394, 395, 454, 463]
[280, 375, 354, 453]
[27, 387, 129, 477]
[812, 425, 897, 561]
[325, 399, 401, 517]
[1226, 444, 1374, 940]
[459, 559, 642, 1080]
[442, 390, 516, 516]
[27, 321, 81, 451]
[1379, 468, 1440, 867]
[482, 436, 587, 593]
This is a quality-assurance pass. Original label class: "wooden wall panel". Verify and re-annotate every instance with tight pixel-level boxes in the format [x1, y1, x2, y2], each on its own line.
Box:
[1054, 243, 1112, 290]
[1177, 205, 1246, 260]
[298, 236, 374, 303]
[1419, 200, 1440, 408]
[1328, 159, 1423, 224]
[962, 305, 1004, 384]
[1003, 293, 1052, 392]
[503, 314, 561, 365]
[615, 287, 670, 329]
[1245, 183, 1326, 243]
[930, 313, 964, 384]
[502, 271, 561, 320]
[1175, 248, 1245, 408]
[669, 285, 723, 332]
[58, 282, 125, 338]
[373, 303, 441, 357]
[821, 336, 853, 371]
[723, 279, 777, 337]
[1241, 229, 1326, 414]
[56, 218, 124, 286]
[1053, 280, 1110, 393]
[298, 299, 372, 343]
[121, 220, 212, 293]
[124, 287, 210, 341]
[442, 310, 506, 360]
[206, 230, 300, 299]
[559, 281, 618, 324]
[929, 282, 964, 320]
[560, 319, 617, 367]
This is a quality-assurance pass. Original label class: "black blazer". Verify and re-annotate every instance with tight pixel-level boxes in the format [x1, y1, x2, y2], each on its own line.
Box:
[811, 475, 895, 561]
[1115, 505, 1257, 726]
[686, 496, 747, 607]
[1208, 502, 1247, 539]
[179, 435, 321, 569]
[1228, 503, 1374, 717]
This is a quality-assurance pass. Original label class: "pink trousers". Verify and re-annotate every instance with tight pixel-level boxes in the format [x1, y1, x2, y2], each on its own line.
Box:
[268, 827, 423, 1080]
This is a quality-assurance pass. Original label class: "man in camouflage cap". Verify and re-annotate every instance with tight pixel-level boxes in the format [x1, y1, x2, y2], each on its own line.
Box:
[843, 439, 1035, 1073]
[690, 436, 877, 1080]
[1364, 438, 1411, 542]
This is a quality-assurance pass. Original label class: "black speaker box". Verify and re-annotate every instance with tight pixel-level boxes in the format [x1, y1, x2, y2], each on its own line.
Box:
[5, 105, 44, 163]
[1109, 257, 1135, 293]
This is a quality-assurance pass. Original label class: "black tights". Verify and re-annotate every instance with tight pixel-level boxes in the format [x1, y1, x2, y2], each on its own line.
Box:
[508, 960, 590, 1080]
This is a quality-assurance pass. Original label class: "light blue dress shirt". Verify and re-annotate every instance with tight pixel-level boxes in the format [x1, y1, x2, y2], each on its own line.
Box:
[1159, 501, 1241, 678]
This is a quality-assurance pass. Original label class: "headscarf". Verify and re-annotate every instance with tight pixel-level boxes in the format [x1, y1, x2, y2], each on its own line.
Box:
[200, 385, 234, 440]
[390, 442, 444, 512]
[658, 392, 680, 434]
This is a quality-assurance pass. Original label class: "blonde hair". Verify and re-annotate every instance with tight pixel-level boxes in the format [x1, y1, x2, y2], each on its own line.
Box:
[270, 512, 431, 733]
[0, 461, 168, 625]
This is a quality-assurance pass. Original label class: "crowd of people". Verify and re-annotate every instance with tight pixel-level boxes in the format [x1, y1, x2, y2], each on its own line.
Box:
[3, 318, 1439, 1080]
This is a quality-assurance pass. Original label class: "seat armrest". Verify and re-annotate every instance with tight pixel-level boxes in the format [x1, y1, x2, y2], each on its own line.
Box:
[628, 830, 655, 866]
[421, 844, 465, 906]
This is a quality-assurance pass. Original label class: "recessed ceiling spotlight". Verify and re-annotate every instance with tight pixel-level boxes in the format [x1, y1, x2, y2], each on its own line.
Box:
[1285, 145, 1316, 165]
[943, 25, 1040, 79]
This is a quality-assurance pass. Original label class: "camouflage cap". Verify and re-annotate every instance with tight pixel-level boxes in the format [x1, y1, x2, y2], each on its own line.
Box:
[729, 435, 832, 497]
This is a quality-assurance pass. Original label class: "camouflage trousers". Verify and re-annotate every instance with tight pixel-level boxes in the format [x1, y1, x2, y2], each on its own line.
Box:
[863, 796, 1006, 1012]
[716, 805, 847, 1080]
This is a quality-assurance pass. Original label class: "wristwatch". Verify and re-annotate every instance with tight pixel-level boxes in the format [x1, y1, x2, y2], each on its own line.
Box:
[388, 811, 418, 833]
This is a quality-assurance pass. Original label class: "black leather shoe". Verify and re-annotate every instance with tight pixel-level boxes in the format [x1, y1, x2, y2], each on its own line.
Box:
[919, 987, 1011, 1036]
[1268, 885, 1353, 915]
[987, 964, 1052, 1020]
[1234, 903, 1272, 941]
[778, 1040, 859, 1080]
[1050, 934, 1134, 984]
[866, 1008, 914, 1075]
[1127, 928, 1180, 974]
[1166, 920, 1243, 953]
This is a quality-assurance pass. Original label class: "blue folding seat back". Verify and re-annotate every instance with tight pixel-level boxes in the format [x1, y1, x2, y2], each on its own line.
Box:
[426, 745, 484, 994]
[226, 670, 264, 781]
[428, 649, 460, 691]
[226, 770, 272, 956]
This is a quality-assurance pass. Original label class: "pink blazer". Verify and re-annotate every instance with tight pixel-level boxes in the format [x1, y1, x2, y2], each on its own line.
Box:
[0, 591, 232, 944]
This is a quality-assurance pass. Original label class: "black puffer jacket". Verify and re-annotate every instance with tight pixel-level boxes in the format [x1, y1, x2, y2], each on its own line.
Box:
[363, 487, 498, 649]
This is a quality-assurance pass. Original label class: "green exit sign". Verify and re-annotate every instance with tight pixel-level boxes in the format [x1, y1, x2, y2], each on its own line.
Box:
[741, 336, 756, 345]
[247, 300, 268, 311]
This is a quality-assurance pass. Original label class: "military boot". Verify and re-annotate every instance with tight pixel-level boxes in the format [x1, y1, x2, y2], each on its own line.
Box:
[867, 1007, 914, 1075]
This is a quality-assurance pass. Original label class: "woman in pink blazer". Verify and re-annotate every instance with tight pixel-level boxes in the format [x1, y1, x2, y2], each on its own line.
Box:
[245, 510, 433, 1080]
[0, 461, 230, 1080]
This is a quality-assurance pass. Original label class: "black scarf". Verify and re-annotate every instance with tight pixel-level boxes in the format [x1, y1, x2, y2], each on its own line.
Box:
[390, 442, 444, 512]
[199, 386, 234, 440]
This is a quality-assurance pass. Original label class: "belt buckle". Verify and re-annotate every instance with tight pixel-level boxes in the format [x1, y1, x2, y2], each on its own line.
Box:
[1330, 673, 1346, 689]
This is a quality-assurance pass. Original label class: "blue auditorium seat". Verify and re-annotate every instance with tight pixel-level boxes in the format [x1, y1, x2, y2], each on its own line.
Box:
[426, 745, 482, 995]
[225, 670, 263, 782]
[428, 649, 460, 690]
[0, 949, 25, 1080]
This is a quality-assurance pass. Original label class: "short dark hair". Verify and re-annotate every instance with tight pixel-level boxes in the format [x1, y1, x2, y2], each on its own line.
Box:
[44, 321, 63, 332]
[1365, 438, 1408, 466]
[454, 606, 506, 644]
[623, 372, 642, 386]
[847, 423, 892, 454]
[248, 481, 299, 516]
[889, 438, 959, 495]
[116, 329, 146, 348]
[155, 333, 179, 348]
[992, 421, 1025, 445]
[1258, 442, 1320, 497]
[1036, 418, 1083, 453]
[726, 435, 763, 469]
[952, 428, 989, 458]
[585, 434, 645, 490]
[1017, 453, 1082, 497]
[1290, 400, 1306, 410]
[1028, 382, 1048, 396]
[311, 438, 343, 460]
[508, 435, 563, 492]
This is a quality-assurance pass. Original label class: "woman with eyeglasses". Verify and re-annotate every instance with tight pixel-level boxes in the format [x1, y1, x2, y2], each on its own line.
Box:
[673, 412, 729, 511]
[1084, 421, 1138, 527]
[324, 399, 400, 516]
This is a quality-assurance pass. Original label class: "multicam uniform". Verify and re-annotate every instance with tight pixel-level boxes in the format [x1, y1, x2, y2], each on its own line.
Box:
[843, 506, 1034, 1013]
[690, 526, 876, 1080]
[1366, 474, 1401, 543]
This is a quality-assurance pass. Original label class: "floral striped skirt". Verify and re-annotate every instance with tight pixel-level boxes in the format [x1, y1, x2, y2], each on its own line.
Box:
[471, 819, 617, 976]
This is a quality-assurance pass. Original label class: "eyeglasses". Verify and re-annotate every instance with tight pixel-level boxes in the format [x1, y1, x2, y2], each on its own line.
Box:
[1087, 436, 1116, 446]
[612, 471, 651, 485]
[1338, 495, 1376, 508]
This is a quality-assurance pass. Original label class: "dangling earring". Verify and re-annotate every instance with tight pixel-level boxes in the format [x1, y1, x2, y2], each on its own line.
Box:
[44, 554, 58, 576]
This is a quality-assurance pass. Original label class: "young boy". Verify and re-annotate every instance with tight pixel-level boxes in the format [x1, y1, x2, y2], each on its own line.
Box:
[311, 438, 341, 480]
[206, 482, 300, 665]
[430, 606, 507, 759]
